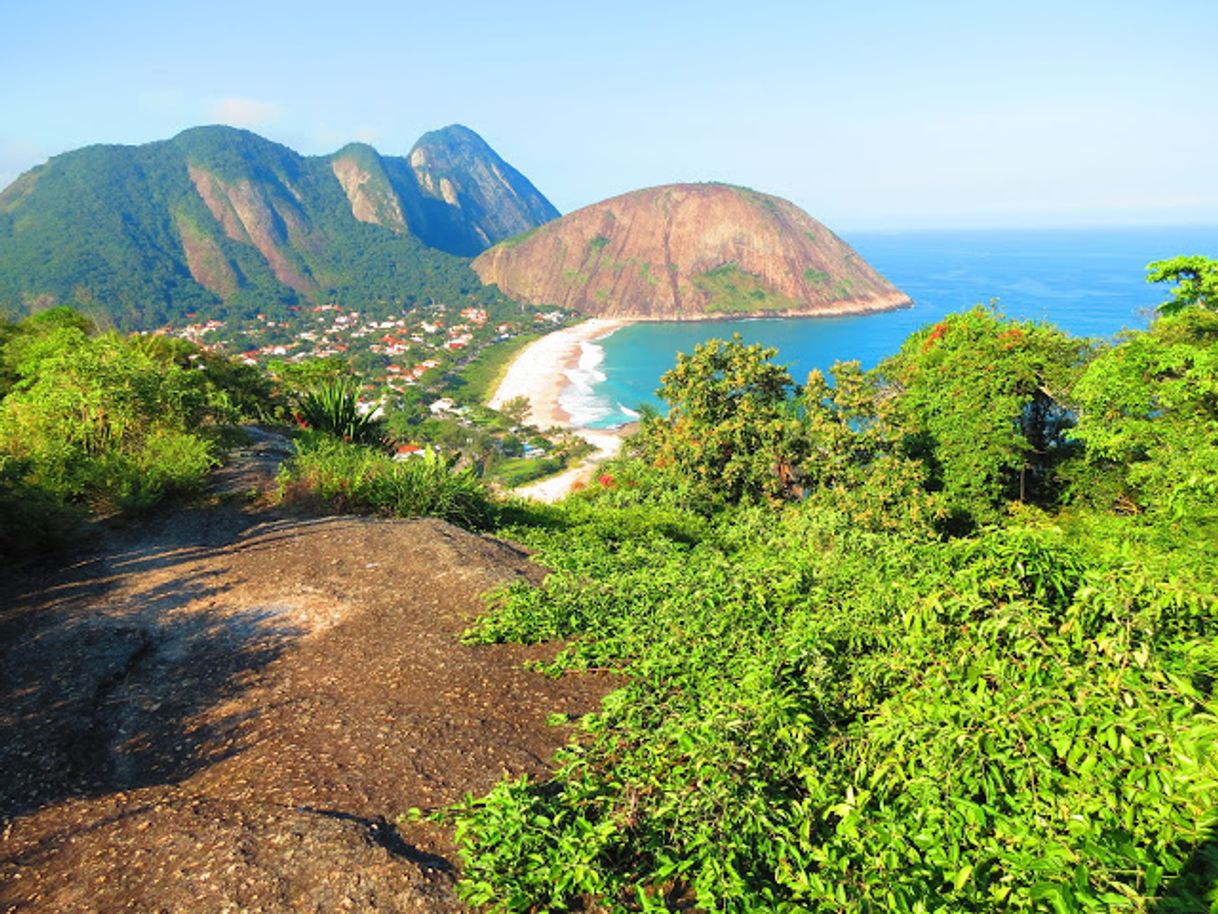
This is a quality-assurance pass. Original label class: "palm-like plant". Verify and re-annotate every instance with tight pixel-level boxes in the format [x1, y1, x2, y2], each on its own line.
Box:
[294, 379, 383, 445]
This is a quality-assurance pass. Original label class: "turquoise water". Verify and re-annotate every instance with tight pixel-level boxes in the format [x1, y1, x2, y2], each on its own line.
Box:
[565, 225, 1218, 428]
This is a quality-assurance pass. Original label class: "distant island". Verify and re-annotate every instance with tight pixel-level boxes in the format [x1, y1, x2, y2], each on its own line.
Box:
[473, 183, 910, 320]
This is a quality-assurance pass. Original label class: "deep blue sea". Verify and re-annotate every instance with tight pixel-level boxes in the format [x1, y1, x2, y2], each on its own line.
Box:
[564, 225, 1218, 428]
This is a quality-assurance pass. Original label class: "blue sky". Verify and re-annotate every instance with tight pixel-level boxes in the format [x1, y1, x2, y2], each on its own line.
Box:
[2, 0, 1215, 230]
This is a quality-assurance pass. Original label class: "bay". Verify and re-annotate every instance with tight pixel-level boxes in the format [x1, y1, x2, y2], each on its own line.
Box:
[566, 225, 1218, 428]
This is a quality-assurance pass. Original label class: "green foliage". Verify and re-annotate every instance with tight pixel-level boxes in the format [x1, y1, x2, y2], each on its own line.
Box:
[497, 396, 532, 428]
[692, 262, 799, 314]
[293, 378, 383, 445]
[1148, 255, 1218, 315]
[642, 334, 801, 504]
[875, 305, 1089, 526]
[1071, 307, 1218, 519]
[491, 455, 564, 488]
[278, 434, 497, 530]
[0, 307, 276, 553]
[0, 454, 83, 558]
[802, 267, 830, 285]
[267, 355, 351, 394]
[0, 321, 222, 511]
[454, 498, 1218, 913]
[797, 360, 945, 533]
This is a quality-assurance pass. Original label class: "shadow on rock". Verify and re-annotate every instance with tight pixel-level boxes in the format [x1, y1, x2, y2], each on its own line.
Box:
[0, 511, 298, 823]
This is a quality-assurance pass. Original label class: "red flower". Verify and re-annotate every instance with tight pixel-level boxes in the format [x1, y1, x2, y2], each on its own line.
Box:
[922, 322, 947, 351]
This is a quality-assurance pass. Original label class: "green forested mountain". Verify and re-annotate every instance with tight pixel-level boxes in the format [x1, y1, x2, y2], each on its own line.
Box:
[0, 125, 558, 329]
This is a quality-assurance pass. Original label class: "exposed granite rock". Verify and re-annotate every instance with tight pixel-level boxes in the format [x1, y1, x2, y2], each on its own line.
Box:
[472, 183, 909, 319]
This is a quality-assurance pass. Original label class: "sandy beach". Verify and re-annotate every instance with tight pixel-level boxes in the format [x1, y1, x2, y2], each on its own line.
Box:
[489, 318, 628, 427]
[489, 318, 633, 502]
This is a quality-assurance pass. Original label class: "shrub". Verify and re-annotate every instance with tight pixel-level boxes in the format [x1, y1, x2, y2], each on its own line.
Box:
[0, 455, 83, 559]
[454, 504, 1218, 912]
[0, 325, 219, 511]
[293, 379, 383, 445]
[278, 434, 496, 529]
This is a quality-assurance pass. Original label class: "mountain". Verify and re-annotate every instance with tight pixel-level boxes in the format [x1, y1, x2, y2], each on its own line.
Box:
[329, 125, 558, 258]
[471, 183, 910, 319]
[399, 125, 560, 256]
[0, 125, 558, 329]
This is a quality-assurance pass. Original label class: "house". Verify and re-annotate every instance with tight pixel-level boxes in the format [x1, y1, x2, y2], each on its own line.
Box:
[428, 398, 469, 418]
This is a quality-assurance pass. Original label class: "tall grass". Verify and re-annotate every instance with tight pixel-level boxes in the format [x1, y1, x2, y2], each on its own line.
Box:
[278, 433, 497, 529]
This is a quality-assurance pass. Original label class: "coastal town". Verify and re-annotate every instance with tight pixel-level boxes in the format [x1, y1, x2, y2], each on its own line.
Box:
[146, 299, 602, 488]
[156, 300, 569, 403]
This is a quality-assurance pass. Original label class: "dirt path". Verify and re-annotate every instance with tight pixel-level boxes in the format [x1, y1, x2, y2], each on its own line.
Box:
[0, 433, 608, 912]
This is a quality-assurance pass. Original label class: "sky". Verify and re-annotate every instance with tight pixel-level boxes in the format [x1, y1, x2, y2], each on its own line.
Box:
[2, 0, 1215, 231]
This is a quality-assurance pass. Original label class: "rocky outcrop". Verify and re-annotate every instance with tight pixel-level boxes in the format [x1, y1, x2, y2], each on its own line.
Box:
[187, 163, 317, 296]
[328, 127, 561, 258]
[0, 503, 609, 913]
[472, 183, 910, 319]
[330, 144, 408, 233]
[398, 125, 560, 256]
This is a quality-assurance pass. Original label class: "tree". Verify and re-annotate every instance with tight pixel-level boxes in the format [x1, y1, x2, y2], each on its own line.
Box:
[796, 361, 944, 532]
[1147, 255, 1218, 315]
[647, 334, 802, 502]
[1071, 306, 1218, 517]
[499, 395, 531, 428]
[874, 305, 1088, 525]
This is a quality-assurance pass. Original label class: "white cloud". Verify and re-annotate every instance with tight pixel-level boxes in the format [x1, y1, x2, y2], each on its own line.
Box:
[206, 97, 282, 129]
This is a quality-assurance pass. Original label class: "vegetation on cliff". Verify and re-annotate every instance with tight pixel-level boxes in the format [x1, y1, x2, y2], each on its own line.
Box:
[471, 183, 910, 320]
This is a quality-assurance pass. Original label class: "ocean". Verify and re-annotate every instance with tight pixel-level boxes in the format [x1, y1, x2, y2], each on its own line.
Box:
[561, 225, 1218, 428]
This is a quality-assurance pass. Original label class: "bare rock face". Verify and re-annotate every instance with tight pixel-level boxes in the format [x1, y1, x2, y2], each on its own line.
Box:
[187, 163, 317, 296]
[472, 183, 910, 319]
[330, 146, 409, 233]
[328, 128, 562, 258]
[0, 508, 611, 914]
[401, 125, 561, 256]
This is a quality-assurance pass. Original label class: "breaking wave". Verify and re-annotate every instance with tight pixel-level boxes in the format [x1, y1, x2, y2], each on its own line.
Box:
[559, 340, 636, 428]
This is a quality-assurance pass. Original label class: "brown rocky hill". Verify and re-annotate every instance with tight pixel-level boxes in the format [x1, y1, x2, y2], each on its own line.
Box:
[471, 183, 910, 319]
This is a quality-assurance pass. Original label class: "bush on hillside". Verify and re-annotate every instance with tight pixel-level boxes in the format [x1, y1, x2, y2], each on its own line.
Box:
[277, 433, 496, 530]
[447, 287, 1218, 913]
